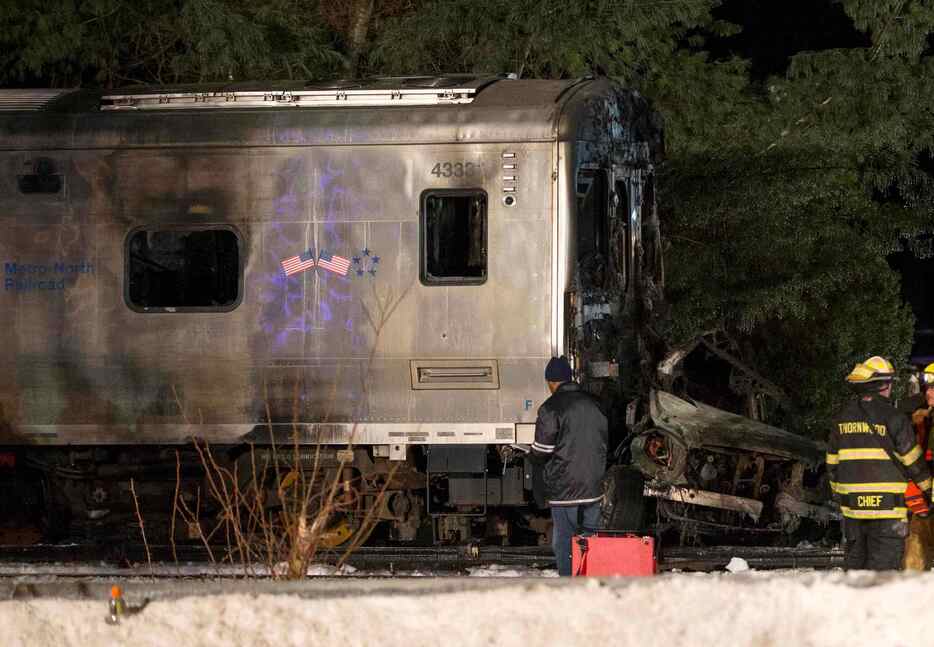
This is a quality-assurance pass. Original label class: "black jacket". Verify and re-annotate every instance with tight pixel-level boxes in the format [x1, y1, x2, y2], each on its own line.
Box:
[828, 393, 933, 521]
[531, 382, 608, 506]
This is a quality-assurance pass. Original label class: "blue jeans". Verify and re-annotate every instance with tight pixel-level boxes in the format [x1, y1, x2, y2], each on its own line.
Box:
[551, 502, 601, 576]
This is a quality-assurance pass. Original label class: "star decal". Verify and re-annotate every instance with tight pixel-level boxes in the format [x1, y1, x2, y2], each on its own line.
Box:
[352, 248, 379, 278]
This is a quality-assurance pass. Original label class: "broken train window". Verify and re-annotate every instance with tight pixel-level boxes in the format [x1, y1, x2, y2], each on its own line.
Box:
[421, 190, 488, 285]
[126, 227, 242, 311]
[576, 168, 610, 289]
[576, 169, 609, 262]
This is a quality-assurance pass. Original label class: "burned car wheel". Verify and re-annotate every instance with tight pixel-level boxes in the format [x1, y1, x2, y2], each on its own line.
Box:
[601, 465, 647, 532]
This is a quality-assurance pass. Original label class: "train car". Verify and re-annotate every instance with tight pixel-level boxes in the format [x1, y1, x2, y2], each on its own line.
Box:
[0, 76, 663, 545]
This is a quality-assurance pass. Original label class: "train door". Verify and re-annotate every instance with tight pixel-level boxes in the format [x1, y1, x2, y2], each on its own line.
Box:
[574, 166, 610, 287]
[565, 164, 651, 384]
[610, 166, 635, 295]
[565, 165, 613, 376]
[608, 166, 661, 301]
[573, 164, 638, 296]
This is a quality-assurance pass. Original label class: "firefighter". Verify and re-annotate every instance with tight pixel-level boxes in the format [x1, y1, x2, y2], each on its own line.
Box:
[904, 363, 934, 570]
[530, 357, 608, 576]
[910, 363, 934, 462]
[828, 356, 933, 570]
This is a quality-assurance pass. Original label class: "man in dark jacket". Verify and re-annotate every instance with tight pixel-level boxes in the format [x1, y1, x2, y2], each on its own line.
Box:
[828, 355, 933, 570]
[531, 356, 608, 575]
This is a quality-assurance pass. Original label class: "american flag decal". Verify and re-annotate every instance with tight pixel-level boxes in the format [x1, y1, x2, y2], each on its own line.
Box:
[280, 249, 316, 276]
[317, 250, 351, 276]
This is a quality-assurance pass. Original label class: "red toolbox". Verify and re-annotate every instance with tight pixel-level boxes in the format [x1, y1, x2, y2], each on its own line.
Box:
[571, 532, 656, 576]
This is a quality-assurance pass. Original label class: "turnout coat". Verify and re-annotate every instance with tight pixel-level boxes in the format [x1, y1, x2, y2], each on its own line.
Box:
[828, 394, 932, 521]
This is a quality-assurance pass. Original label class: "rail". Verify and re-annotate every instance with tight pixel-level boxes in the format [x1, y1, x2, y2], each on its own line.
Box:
[0, 542, 843, 578]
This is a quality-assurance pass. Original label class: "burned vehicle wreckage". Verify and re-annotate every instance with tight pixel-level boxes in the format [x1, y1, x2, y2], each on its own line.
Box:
[602, 370, 837, 544]
[0, 76, 835, 550]
[577, 239, 837, 543]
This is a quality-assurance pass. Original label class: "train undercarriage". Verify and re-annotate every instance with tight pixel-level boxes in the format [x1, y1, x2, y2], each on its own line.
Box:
[0, 442, 545, 550]
[0, 387, 839, 553]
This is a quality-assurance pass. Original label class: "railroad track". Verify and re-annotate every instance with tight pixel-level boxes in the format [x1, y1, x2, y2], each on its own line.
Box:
[660, 545, 845, 571]
[0, 542, 844, 577]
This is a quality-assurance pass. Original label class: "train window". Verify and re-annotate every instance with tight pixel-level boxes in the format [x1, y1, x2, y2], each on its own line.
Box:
[421, 190, 487, 285]
[125, 227, 241, 311]
[576, 169, 608, 261]
[18, 157, 62, 194]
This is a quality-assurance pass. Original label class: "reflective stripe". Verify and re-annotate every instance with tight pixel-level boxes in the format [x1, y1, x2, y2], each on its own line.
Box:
[549, 495, 603, 506]
[832, 482, 907, 494]
[917, 477, 933, 492]
[826, 452, 839, 465]
[830, 481, 840, 493]
[838, 448, 889, 461]
[840, 506, 907, 520]
[898, 445, 923, 466]
[531, 442, 554, 454]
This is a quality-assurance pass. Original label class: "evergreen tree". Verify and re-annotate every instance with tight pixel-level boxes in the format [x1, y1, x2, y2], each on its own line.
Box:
[658, 0, 934, 431]
[370, 0, 721, 79]
[0, 1, 342, 87]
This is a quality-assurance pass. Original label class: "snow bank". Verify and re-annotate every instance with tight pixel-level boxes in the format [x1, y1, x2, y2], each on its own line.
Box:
[1, 570, 929, 647]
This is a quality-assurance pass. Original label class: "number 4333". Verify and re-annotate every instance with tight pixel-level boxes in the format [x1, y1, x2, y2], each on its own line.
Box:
[430, 161, 480, 178]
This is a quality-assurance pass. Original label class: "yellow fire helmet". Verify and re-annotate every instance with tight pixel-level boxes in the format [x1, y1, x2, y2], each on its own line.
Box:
[923, 363, 934, 386]
[846, 355, 896, 384]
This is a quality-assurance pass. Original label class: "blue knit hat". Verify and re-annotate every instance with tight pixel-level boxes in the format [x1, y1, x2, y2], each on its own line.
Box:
[545, 356, 573, 383]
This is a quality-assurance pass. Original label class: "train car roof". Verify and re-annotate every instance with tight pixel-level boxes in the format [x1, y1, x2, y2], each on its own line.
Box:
[0, 75, 656, 148]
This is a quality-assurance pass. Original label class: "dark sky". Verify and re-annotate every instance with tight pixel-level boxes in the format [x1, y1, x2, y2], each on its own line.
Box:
[710, 0, 870, 80]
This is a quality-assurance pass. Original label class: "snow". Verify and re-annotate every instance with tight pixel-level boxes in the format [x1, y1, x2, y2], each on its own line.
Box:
[0, 569, 932, 646]
[297, 563, 358, 577]
[465, 564, 559, 578]
[725, 556, 750, 572]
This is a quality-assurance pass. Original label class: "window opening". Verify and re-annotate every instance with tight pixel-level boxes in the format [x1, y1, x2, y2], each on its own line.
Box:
[576, 169, 608, 261]
[18, 157, 62, 194]
[614, 179, 631, 289]
[640, 173, 659, 285]
[421, 190, 488, 285]
[126, 227, 241, 311]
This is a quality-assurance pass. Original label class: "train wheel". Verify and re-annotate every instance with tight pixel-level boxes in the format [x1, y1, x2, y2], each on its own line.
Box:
[601, 465, 647, 531]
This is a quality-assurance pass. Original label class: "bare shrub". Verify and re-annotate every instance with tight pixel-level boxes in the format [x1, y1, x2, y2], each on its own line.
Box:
[129, 477, 153, 576]
[166, 280, 412, 577]
[168, 433, 398, 578]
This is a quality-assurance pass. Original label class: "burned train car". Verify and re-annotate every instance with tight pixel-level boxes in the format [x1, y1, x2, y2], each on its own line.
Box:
[0, 76, 666, 544]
